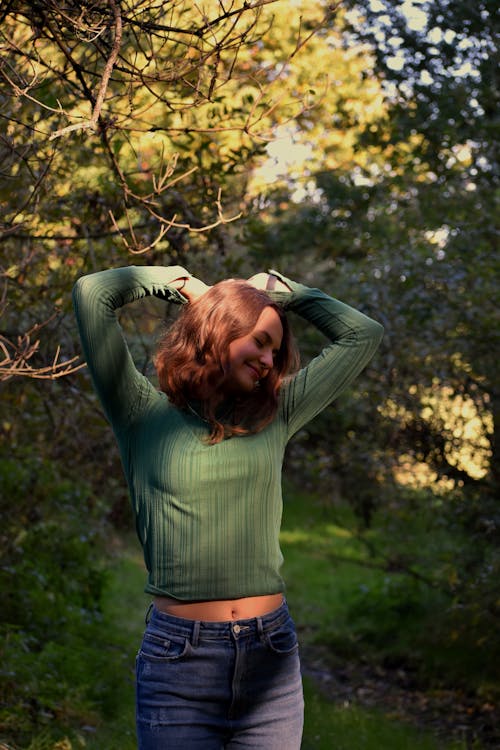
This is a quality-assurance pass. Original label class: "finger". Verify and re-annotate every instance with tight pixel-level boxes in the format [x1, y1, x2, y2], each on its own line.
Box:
[266, 274, 277, 291]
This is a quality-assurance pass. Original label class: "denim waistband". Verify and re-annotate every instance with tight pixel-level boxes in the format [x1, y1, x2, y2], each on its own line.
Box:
[146, 598, 290, 641]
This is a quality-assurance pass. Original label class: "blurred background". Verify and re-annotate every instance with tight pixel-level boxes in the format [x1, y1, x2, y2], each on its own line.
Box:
[1, 1, 498, 748]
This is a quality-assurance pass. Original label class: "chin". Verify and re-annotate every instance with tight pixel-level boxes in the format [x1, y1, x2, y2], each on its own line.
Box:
[239, 382, 256, 394]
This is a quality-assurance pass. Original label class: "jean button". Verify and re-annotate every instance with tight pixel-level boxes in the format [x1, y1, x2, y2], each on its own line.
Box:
[233, 624, 241, 635]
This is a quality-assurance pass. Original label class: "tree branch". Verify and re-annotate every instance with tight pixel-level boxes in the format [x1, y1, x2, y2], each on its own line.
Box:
[49, 0, 123, 140]
[0, 324, 84, 381]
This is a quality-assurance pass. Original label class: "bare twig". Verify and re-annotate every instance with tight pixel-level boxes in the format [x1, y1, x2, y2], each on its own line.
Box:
[50, 0, 123, 140]
[109, 186, 241, 253]
[0, 329, 84, 381]
[108, 209, 172, 254]
[124, 0, 280, 39]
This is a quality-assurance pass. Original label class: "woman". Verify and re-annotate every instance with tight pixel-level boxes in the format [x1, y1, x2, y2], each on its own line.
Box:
[72, 265, 383, 749]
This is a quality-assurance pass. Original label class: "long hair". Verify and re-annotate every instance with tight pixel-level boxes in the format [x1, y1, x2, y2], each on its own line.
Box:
[155, 280, 299, 443]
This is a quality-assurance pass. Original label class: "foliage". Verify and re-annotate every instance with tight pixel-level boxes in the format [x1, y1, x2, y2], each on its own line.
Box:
[244, 1, 499, 658]
[301, 678, 467, 750]
[341, 0, 500, 478]
[0, 454, 111, 745]
[0, 0, 338, 252]
[1, 0, 499, 744]
[1, 515, 473, 750]
[0, 0, 386, 376]
[281, 483, 500, 697]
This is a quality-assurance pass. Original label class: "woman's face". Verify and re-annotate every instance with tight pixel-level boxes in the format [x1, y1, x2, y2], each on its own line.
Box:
[225, 306, 283, 395]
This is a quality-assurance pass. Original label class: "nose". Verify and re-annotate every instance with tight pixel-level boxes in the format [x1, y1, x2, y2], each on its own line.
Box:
[259, 348, 274, 371]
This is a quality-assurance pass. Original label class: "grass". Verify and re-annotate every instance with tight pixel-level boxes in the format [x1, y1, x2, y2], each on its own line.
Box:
[280, 492, 393, 660]
[81, 544, 146, 750]
[280, 483, 453, 674]
[279, 484, 469, 750]
[9, 486, 475, 750]
[302, 677, 466, 750]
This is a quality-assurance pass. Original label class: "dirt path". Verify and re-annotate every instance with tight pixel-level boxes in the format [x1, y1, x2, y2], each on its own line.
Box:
[302, 648, 499, 748]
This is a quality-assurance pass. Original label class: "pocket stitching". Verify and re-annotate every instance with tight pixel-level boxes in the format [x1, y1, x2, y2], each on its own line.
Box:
[139, 632, 192, 662]
[265, 626, 299, 655]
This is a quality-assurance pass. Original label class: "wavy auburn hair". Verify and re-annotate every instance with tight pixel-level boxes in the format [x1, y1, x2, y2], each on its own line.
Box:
[155, 279, 299, 443]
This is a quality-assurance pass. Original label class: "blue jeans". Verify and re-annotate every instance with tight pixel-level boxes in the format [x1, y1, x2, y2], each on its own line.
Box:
[136, 599, 304, 749]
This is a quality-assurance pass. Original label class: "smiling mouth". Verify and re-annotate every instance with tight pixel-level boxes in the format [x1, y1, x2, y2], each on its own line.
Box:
[246, 363, 261, 380]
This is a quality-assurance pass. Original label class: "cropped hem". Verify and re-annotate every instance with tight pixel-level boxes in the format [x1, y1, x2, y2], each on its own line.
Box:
[143, 583, 287, 601]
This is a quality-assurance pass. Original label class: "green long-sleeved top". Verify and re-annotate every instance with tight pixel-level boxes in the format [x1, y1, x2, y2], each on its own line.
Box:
[72, 266, 383, 600]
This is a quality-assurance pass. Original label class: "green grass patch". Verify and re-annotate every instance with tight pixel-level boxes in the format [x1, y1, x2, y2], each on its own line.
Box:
[0, 539, 146, 750]
[280, 481, 497, 695]
[3, 487, 490, 749]
[302, 677, 466, 750]
[81, 541, 147, 749]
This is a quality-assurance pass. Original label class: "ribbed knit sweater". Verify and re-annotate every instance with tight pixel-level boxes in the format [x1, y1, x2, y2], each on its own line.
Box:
[72, 266, 383, 600]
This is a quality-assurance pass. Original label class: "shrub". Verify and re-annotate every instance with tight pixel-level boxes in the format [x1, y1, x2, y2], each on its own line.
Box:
[0, 455, 108, 745]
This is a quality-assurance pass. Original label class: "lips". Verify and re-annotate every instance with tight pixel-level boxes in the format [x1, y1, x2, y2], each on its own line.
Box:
[246, 363, 261, 380]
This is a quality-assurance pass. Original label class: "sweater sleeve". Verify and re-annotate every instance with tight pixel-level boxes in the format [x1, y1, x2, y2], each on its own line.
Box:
[267, 270, 384, 439]
[72, 265, 190, 430]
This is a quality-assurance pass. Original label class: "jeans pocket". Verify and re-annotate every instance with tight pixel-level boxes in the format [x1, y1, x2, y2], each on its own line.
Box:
[265, 620, 299, 655]
[139, 631, 192, 662]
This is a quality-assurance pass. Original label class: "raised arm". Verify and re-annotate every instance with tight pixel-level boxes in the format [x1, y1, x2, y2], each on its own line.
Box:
[72, 265, 191, 430]
[263, 270, 384, 438]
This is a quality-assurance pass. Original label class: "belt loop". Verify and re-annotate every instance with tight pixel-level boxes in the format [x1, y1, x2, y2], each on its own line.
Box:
[192, 620, 200, 648]
[256, 616, 264, 641]
[145, 602, 154, 625]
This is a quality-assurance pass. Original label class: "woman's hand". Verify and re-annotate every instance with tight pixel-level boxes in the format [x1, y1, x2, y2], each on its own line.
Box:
[247, 272, 291, 293]
[171, 276, 211, 303]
